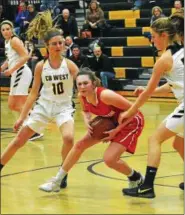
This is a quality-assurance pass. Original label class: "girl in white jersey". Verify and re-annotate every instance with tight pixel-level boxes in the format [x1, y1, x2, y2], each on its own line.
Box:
[0, 28, 79, 189]
[119, 15, 184, 198]
[0, 20, 32, 113]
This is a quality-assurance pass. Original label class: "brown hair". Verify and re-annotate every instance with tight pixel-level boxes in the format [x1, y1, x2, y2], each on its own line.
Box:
[169, 10, 184, 38]
[77, 67, 101, 87]
[89, 0, 101, 12]
[151, 17, 176, 41]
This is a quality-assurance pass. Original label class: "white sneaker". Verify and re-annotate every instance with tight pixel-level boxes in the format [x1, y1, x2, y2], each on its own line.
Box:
[39, 177, 61, 192]
[128, 173, 145, 188]
[29, 133, 44, 141]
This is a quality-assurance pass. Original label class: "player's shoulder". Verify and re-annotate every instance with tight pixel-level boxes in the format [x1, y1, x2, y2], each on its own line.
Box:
[35, 59, 46, 72]
[10, 36, 22, 45]
[99, 88, 118, 101]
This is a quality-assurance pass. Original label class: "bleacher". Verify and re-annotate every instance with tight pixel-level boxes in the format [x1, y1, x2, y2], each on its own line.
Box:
[74, 0, 176, 99]
[0, 0, 179, 99]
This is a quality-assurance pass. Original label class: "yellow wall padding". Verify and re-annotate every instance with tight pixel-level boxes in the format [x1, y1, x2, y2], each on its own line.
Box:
[171, 8, 176, 14]
[109, 10, 134, 20]
[133, 10, 140, 19]
[111, 47, 124, 56]
[141, 57, 155, 67]
[142, 27, 151, 34]
[127, 36, 150, 46]
[114, 68, 126, 78]
[39, 48, 47, 57]
[125, 18, 136, 27]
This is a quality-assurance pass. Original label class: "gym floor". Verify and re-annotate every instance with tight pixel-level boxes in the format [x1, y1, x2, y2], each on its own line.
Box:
[1, 94, 184, 214]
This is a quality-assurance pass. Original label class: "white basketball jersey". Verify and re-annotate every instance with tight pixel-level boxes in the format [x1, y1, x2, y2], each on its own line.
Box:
[40, 58, 73, 103]
[5, 37, 24, 69]
[163, 46, 184, 103]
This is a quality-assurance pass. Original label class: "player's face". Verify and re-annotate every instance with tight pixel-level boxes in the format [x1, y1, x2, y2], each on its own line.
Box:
[1, 24, 13, 40]
[76, 75, 94, 96]
[47, 35, 64, 55]
[151, 29, 167, 50]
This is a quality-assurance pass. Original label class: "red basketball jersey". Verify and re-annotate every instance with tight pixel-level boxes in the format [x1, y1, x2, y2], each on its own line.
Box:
[81, 87, 144, 154]
[81, 87, 122, 120]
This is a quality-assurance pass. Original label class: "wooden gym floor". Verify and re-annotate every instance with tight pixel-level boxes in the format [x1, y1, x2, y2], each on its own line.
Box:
[0, 94, 184, 214]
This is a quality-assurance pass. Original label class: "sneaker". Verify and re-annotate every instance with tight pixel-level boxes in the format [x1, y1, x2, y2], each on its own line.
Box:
[128, 173, 145, 188]
[60, 174, 68, 188]
[122, 185, 156, 199]
[179, 182, 184, 190]
[29, 133, 44, 141]
[39, 177, 60, 192]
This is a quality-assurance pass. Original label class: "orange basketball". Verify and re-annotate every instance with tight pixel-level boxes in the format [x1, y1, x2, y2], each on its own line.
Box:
[89, 116, 116, 140]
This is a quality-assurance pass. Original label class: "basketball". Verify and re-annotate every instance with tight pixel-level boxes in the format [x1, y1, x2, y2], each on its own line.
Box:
[89, 116, 116, 140]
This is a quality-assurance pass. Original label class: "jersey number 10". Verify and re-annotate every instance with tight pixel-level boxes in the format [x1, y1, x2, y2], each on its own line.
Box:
[52, 82, 64, 95]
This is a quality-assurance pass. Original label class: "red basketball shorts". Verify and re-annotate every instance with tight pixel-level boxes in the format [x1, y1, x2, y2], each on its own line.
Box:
[113, 112, 144, 154]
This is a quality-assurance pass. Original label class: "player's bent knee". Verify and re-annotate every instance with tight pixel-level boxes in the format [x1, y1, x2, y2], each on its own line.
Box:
[63, 135, 74, 145]
[103, 155, 115, 168]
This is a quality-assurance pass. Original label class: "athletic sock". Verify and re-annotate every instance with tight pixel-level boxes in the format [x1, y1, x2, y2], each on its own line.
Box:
[128, 169, 141, 181]
[55, 168, 67, 181]
[142, 166, 158, 188]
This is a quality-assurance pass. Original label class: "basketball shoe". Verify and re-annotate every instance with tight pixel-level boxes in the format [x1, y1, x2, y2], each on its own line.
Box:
[60, 174, 68, 188]
[29, 133, 44, 141]
[128, 172, 145, 188]
[122, 184, 155, 198]
[39, 177, 61, 192]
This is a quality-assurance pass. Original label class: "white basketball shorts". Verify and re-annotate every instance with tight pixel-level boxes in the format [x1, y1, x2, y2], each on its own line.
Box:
[24, 98, 74, 134]
[163, 102, 184, 137]
[9, 65, 32, 96]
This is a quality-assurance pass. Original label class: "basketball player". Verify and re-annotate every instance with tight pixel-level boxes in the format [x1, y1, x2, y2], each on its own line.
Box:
[39, 69, 145, 193]
[0, 20, 32, 113]
[119, 15, 184, 198]
[0, 27, 79, 189]
[0, 20, 45, 141]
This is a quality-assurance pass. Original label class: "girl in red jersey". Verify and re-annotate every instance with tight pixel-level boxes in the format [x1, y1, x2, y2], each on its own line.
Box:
[39, 69, 145, 193]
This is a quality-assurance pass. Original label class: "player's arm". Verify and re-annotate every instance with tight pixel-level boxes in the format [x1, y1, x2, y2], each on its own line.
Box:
[78, 94, 92, 126]
[100, 89, 132, 111]
[19, 61, 43, 121]
[0, 60, 8, 72]
[121, 52, 173, 118]
[100, 90, 135, 136]
[153, 83, 172, 94]
[134, 82, 171, 97]
[7, 37, 30, 75]
[66, 59, 79, 79]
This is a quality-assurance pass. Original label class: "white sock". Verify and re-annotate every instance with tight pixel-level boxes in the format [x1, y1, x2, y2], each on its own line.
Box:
[55, 168, 67, 181]
[127, 169, 134, 177]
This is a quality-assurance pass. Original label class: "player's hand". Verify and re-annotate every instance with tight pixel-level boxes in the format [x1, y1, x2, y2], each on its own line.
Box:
[134, 86, 145, 97]
[118, 111, 130, 125]
[102, 128, 118, 142]
[3, 69, 12, 76]
[14, 118, 24, 132]
[86, 123, 93, 134]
